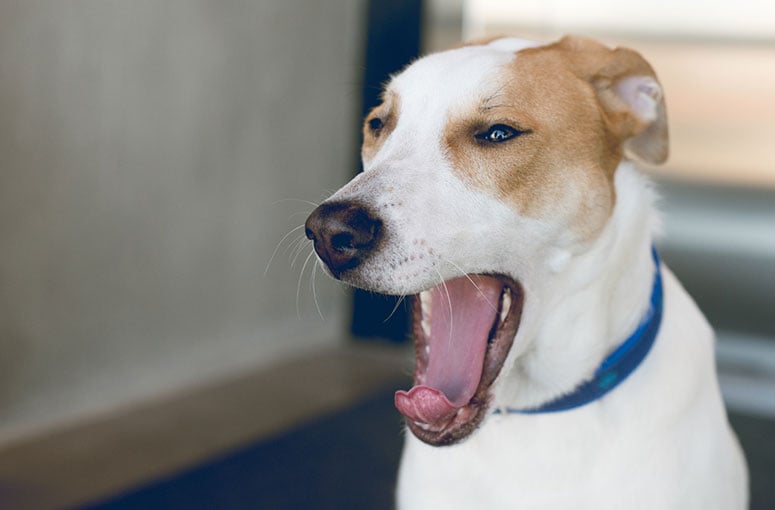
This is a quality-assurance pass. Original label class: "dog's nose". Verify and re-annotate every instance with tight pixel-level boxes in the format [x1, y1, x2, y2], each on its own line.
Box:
[305, 201, 382, 277]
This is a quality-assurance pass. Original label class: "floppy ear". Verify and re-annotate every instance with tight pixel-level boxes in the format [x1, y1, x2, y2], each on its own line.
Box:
[560, 36, 669, 165]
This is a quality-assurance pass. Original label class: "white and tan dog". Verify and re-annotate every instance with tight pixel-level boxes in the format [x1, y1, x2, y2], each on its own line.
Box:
[305, 35, 747, 509]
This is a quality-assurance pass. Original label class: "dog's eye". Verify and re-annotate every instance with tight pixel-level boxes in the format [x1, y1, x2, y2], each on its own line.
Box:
[368, 117, 384, 132]
[476, 124, 524, 144]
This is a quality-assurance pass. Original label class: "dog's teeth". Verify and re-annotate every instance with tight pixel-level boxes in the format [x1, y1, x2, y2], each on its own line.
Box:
[420, 290, 432, 311]
[414, 421, 432, 431]
[500, 288, 511, 324]
[420, 290, 432, 337]
[421, 316, 431, 338]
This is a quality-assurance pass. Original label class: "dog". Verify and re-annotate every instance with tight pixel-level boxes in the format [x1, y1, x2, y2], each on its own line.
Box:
[304, 35, 748, 509]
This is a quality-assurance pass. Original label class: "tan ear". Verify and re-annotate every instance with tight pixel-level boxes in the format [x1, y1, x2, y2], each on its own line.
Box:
[560, 36, 669, 165]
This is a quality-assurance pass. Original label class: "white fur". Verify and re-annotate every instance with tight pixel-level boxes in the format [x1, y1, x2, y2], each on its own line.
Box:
[321, 39, 747, 509]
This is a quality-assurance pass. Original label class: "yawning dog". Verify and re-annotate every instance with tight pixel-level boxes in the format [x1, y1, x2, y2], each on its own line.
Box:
[305, 35, 747, 509]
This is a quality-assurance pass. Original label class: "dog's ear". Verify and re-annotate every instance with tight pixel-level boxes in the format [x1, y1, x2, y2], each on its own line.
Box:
[560, 36, 669, 165]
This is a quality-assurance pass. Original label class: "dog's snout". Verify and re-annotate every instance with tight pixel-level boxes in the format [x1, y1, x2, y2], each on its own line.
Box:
[305, 201, 382, 277]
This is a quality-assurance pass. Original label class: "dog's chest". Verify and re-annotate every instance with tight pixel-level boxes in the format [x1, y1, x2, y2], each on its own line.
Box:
[397, 414, 698, 510]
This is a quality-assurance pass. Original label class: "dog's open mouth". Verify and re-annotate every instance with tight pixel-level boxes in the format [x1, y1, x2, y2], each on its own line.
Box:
[395, 274, 523, 446]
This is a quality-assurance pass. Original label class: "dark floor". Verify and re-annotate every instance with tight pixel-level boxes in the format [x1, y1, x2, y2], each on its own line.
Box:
[85, 389, 774, 510]
[83, 391, 404, 510]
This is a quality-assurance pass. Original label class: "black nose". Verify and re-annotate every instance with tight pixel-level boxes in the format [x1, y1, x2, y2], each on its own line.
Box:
[305, 201, 382, 277]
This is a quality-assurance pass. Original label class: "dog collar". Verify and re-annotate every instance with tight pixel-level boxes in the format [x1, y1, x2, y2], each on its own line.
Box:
[499, 247, 663, 414]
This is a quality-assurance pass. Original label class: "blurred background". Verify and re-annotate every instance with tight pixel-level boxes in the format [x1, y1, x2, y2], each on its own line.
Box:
[0, 1, 772, 509]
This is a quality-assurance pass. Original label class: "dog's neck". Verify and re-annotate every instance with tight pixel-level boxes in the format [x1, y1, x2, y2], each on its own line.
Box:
[498, 162, 660, 411]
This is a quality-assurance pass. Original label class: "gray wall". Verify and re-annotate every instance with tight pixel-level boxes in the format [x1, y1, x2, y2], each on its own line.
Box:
[0, 1, 362, 441]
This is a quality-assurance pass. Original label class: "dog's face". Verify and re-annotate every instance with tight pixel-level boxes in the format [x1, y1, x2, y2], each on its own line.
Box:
[306, 36, 667, 445]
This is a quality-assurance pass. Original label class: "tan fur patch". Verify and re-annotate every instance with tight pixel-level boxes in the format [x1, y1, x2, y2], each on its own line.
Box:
[445, 36, 666, 241]
[362, 91, 399, 162]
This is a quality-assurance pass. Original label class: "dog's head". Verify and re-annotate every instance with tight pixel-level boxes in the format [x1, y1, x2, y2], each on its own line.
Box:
[305, 36, 667, 445]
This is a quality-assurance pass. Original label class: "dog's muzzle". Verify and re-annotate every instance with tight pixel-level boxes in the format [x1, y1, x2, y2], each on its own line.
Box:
[305, 201, 382, 278]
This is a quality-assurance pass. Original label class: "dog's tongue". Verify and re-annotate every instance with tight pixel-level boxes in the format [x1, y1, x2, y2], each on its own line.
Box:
[395, 276, 502, 427]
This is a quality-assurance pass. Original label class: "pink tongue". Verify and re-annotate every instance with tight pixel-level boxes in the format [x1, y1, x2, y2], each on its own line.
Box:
[395, 275, 502, 427]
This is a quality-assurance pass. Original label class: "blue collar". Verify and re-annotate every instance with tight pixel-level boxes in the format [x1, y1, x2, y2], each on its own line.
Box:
[499, 247, 664, 414]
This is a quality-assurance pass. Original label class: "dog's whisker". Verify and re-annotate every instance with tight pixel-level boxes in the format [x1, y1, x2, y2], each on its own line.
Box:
[272, 198, 321, 208]
[384, 294, 407, 323]
[296, 249, 316, 319]
[288, 210, 315, 221]
[311, 258, 325, 320]
[289, 236, 312, 268]
[286, 233, 306, 256]
[433, 268, 454, 346]
[441, 281, 454, 347]
[264, 224, 306, 276]
[441, 258, 499, 315]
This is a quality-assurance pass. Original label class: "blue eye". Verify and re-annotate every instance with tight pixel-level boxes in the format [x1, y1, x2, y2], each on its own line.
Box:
[476, 124, 524, 143]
